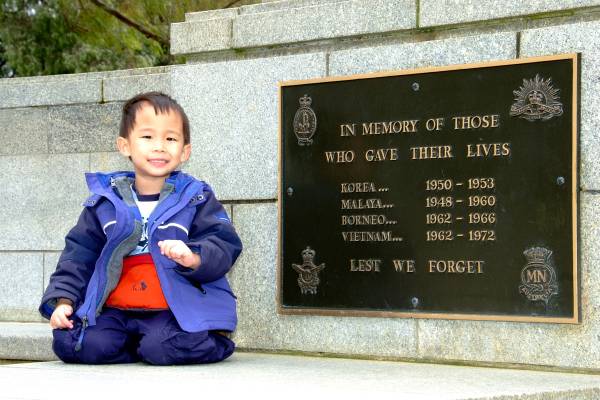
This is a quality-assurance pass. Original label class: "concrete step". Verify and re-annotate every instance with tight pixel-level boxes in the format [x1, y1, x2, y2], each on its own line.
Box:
[1, 352, 600, 399]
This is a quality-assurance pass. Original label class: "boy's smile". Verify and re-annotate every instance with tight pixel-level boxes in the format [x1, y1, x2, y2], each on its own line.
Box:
[116, 102, 191, 194]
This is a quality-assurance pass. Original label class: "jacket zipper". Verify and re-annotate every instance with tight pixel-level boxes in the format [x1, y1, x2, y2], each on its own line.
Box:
[74, 316, 88, 352]
[76, 177, 119, 352]
[96, 176, 121, 311]
[93, 177, 135, 315]
[196, 283, 206, 294]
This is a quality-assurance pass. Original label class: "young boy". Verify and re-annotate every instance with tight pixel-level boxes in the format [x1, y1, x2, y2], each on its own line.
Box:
[39, 92, 242, 365]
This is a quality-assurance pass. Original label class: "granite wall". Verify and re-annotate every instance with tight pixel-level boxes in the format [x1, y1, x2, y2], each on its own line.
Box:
[1, 0, 599, 371]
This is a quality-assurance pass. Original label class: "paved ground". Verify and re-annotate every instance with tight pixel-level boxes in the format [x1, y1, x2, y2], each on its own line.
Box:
[1, 352, 599, 399]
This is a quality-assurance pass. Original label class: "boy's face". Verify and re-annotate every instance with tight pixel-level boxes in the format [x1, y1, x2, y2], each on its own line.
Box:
[116, 102, 191, 183]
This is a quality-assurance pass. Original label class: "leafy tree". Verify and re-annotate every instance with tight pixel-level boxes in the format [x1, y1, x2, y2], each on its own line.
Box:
[0, 0, 258, 78]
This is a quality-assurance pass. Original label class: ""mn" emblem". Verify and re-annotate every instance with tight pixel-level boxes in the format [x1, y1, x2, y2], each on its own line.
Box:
[519, 247, 558, 304]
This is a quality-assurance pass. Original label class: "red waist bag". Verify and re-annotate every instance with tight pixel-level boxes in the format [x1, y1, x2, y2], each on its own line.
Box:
[106, 253, 169, 310]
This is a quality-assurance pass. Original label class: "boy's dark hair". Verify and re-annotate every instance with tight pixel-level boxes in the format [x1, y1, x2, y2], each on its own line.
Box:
[119, 92, 191, 145]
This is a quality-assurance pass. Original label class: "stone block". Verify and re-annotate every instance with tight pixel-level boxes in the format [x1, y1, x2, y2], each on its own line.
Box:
[329, 32, 517, 76]
[0, 253, 44, 322]
[185, 8, 239, 22]
[0, 78, 100, 109]
[416, 192, 599, 370]
[417, 313, 599, 371]
[229, 203, 418, 357]
[0, 103, 121, 155]
[47, 103, 122, 154]
[170, 52, 326, 201]
[0, 154, 90, 251]
[170, 18, 232, 56]
[0, 107, 49, 155]
[581, 192, 600, 318]
[420, 0, 600, 27]
[233, 0, 416, 48]
[43, 253, 60, 293]
[520, 20, 600, 191]
[240, 0, 346, 15]
[0, 322, 55, 361]
[103, 73, 171, 102]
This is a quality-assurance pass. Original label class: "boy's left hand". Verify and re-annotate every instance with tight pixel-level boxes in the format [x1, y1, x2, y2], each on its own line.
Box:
[158, 240, 201, 270]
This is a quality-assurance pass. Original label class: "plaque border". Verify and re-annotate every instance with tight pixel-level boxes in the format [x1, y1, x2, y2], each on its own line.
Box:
[277, 53, 580, 324]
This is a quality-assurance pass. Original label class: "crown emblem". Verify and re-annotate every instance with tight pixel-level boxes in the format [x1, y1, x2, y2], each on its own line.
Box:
[523, 247, 552, 265]
[301, 246, 315, 262]
[291, 246, 326, 295]
[519, 246, 558, 304]
[509, 74, 563, 121]
[293, 94, 317, 146]
[298, 94, 312, 107]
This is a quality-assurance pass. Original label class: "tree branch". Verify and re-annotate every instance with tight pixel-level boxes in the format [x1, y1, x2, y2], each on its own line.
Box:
[89, 0, 168, 46]
[224, 0, 243, 8]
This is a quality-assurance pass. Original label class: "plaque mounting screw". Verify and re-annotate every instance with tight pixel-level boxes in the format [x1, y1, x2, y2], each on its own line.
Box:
[412, 82, 420, 91]
[287, 187, 294, 196]
[411, 297, 419, 308]
[556, 176, 565, 186]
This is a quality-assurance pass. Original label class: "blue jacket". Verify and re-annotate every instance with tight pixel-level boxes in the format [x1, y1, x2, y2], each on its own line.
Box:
[40, 170, 242, 334]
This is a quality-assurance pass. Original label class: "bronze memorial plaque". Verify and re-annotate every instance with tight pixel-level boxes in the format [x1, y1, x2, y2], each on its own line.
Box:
[278, 54, 580, 323]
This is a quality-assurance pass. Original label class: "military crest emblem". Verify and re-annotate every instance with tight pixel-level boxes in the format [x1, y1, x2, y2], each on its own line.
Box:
[293, 94, 317, 145]
[291, 246, 325, 294]
[509, 74, 563, 121]
[519, 247, 559, 304]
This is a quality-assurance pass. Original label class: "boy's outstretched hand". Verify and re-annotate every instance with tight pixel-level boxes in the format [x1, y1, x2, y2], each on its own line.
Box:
[50, 299, 74, 329]
[158, 240, 201, 270]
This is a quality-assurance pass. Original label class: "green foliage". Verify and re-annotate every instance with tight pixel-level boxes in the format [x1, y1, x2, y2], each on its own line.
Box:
[0, 0, 258, 78]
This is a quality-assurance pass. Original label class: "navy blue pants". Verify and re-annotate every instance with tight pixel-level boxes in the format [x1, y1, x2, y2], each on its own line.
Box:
[52, 307, 235, 365]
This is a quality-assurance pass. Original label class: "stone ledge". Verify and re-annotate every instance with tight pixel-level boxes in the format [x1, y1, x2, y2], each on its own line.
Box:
[170, 18, 233, 55]
[170, 0, 416, 55]
[0, 79, 101, 109]
[1, 352, 599, 399]
[0, 67, 171, 109]
[420, 0, 600, 27]
[237, 0, 345, 15]
[171, 0, 600, 57]
[0, 66, 169, 86]
[185, 7, 239, 22]
[232, 0, 416, 49]
[0, 322, 55, 361]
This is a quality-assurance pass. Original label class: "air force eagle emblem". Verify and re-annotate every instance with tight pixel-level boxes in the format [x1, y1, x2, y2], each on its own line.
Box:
[293, 94, 317, 146]
[292, 246, 325, 295]
[509, 74, 563, 121]
[519, 247, 559, 304]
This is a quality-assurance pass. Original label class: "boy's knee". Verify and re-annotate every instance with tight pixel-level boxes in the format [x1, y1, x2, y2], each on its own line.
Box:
[137, 331, 173, 365]
[53, 327, 128, 364]
[138, 330, 234, 365]
[52, 329, 78, 363]
[76, 329, 124, 364]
